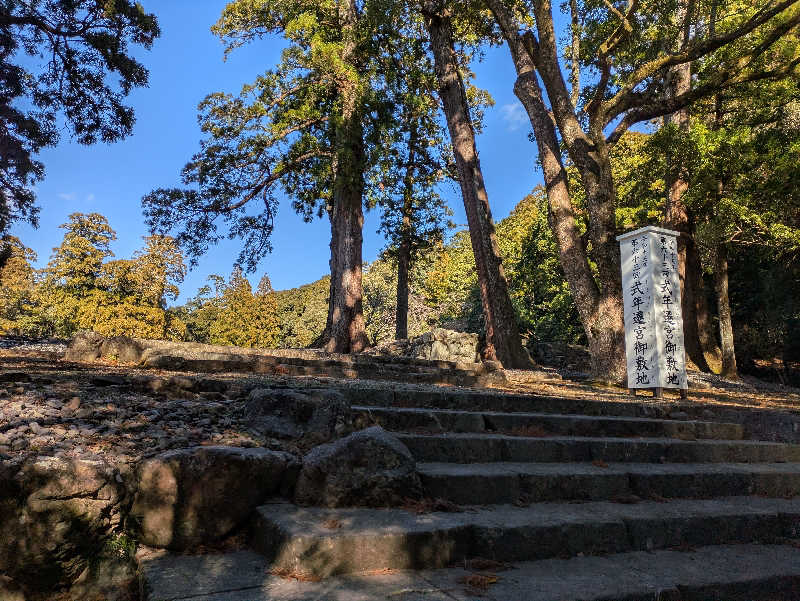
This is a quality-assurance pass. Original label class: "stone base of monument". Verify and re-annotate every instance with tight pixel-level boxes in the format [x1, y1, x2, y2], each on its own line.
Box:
[629, 386, 689, 399]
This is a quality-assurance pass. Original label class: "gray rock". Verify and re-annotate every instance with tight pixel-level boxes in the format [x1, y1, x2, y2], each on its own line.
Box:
[64, 330, 105, 362]
[129, 446, 299, 550]
[99, 335, 144, 364]
[92, 375, 127, 387]
[294, 426, 422, 508]
[245, 388, 353, 442]
[0, 371, 30, 383]
[0, 456, 124, 594]
[410, 329, 479, 363]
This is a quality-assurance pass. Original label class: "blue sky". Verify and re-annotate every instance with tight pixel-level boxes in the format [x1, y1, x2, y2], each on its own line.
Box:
[11, 1, 544, 304]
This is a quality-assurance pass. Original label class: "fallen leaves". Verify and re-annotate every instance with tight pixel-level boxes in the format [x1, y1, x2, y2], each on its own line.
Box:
[459, 572, 500, 591]
[269, 566, 322, 582]
[323, 518, 342, 530]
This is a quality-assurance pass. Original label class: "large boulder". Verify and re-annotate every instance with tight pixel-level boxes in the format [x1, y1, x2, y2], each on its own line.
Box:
[128, 446, 299, 550]
[245, 388, 353, 444]
[99, 335, 144, 364]
[0, 456, 127, 595]
[410, 328, 480, 363]
[64, 330, 105, 362]
[294, 426, 422, 507]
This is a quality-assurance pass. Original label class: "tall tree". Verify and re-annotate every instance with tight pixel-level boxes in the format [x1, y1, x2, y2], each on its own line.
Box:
[45, 212, 116, 293]
[143, 0, 403, 353]
[370, 21, 453, 340]
[0, 236, 37, 333]
[130, 235, 187, 308]
[421, 0, 532, 368]
[661, 0, 722, 373]
[487, 0, 800, 381]
[0, 1, 159, 252]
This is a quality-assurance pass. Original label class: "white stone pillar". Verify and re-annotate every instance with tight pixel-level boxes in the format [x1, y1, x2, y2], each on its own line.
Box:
[616, 226, 688, 393]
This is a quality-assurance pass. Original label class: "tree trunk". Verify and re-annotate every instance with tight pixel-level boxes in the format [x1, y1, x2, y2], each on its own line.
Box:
[395, 235, 410, 340]
[423, 3, 531, 369]
[323, 107, 369, 353]
[663, 25, 722, 373]
[526, 0, 626, 381]
[714, 245, 737, 378]
[487, 0, 625, 381]
[319, 0, 369, 354]
[395, 124, 418, 341]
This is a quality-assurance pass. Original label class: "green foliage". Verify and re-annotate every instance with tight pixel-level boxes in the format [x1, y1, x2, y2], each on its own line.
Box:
[45, 213, 116, 293]
[0, 236, 38, 333]
[207, 266, 281, 348]
[143, 0, 402, 271]
[1, 213, 188, 340]
[0, 0, 159, 236]
[273, 276, 330, 348]
[420, 190, 586, 345]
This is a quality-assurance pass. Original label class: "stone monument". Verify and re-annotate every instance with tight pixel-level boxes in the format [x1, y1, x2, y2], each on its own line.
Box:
[616, 226, 688, 398]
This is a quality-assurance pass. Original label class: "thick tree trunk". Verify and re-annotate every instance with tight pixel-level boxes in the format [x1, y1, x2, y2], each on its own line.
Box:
[487, 0, 625, 381]
[423, 3, 531, 368]
[319, 0, 369, 354]
[714, 245, 738, 378]
[530, 0, 626, 381]
[324, 112, 369, 353]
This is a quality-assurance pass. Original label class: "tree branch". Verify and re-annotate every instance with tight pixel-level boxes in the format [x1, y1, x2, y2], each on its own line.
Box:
[602, 0, 800, 122]
[606, 54, 800, 144]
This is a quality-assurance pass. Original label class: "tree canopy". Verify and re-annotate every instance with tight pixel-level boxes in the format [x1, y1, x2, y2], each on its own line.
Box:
[0, 0, 159, 238]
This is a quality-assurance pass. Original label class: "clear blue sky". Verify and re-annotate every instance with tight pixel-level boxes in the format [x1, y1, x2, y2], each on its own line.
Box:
[11, 1, 544, 304]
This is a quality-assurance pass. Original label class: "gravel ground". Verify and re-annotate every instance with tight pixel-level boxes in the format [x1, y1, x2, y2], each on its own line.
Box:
[0, 335, 68, 354]
[0, 354, 295, 472]
[2, 337, 799, 474]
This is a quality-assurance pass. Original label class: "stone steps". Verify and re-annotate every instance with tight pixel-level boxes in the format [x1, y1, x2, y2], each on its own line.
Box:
[248, 497, 800, 578]
[397, 432, 800, 464]
[139, 350, 490, 387]
[140, 544, 800, 601]
[418, 461, 800, 505]
[135, 371, 800, 600]
[353, 405, 745, 440]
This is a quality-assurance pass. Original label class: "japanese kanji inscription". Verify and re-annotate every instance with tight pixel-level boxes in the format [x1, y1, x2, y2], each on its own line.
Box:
[616, 226, 688, 391]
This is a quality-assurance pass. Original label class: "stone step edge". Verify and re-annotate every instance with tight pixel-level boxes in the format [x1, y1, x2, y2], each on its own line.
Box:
[250, 496, 800, 577]
[139, 544, 800, 601]
[139, 353, 489, 387]
[353, 405, 745, 440]
[416, 461, 800, 504]
[397, 432, 800, 464]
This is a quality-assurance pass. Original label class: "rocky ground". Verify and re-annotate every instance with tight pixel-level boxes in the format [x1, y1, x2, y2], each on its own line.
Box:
[2, 338, 800, 475]
[2, 335, 800, 601]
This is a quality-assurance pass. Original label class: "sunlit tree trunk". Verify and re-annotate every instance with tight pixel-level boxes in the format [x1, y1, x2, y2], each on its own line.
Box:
[714, 244, 737, 378]
[320, 0, 369, 353]
[423, 2, 531, 368]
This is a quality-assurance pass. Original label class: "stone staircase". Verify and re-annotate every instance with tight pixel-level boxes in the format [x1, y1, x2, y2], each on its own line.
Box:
[141, 391, 800, 601]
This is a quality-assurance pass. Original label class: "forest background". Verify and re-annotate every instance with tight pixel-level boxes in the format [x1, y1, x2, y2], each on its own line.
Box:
[1, 0, 799, 385]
